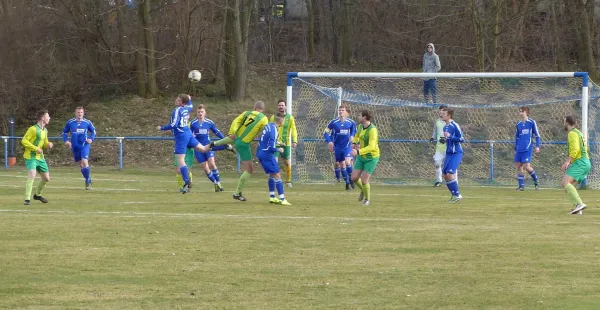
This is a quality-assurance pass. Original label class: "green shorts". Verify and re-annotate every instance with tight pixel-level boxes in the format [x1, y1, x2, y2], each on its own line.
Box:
[274, 146, 292, 160]
[566, 158, 591, 183]
[354, 156, 379, 174]
[25, 158, 49, 173]
[235, 138, 252, 161]
[173, 148, 195, 167]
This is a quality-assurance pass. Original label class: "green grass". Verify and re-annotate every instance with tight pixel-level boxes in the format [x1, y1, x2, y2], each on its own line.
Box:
[1, 167, 599, 309]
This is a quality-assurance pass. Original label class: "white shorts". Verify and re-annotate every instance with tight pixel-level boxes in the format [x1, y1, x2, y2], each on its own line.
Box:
[433, 152, 445, 166]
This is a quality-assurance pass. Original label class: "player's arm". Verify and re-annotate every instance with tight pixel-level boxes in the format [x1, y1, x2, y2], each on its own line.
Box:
[532, 121, 541, 148]
[567, 131, 581, 162]
[267, 128, 279, 153]
[514, 124, 519, 151]
[448, 125, 464, 142]
[357, 128, 379, 156]
[290, 116, 298, 144]
[323, 120, 334, 142]
[159, 110, 178, 131]
[42, 129, 50, 149]
[21, 127, 38, 152]
[210, 122, 226, 139]
[61, 121, 70, 142]
[228, 112, 245, 136]
[88, 121, 97, 142]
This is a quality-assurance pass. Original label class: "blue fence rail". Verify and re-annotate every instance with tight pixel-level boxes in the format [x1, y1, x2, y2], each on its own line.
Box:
[1, 136, 585, 183]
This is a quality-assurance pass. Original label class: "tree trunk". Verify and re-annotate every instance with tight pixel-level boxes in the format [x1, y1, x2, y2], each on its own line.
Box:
[305, 0, 315, 59]
[141, 0, 157, 97]
[550, 1, 565, 71]
[328, 0, 339, 63]
[223, 1, 235, 98]
[490, 0, 503, 72]
[578, 0, 598, 81]
[469, 0, 485, 71]
[116, 0, 127, 69]
[340, 0, 350, 65]
[215, 0, 228, 84]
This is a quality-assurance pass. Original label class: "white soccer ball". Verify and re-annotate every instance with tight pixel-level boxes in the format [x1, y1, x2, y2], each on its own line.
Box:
[188, 70, 202, 83]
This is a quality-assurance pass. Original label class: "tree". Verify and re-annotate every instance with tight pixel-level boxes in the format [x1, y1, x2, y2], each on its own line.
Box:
[136, 0, 158, 98]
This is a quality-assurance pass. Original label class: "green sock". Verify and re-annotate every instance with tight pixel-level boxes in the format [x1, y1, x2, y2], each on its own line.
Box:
[364, 183, 371, 201]
[25, 178, 34, 201]
[354, 179, 364, 191]
[564, 183, 583, 205]
[235, 171, 252, 194]
[214, 137, 234, 146]
[36, 180, 47, 196]
[176, 173, 183, 188]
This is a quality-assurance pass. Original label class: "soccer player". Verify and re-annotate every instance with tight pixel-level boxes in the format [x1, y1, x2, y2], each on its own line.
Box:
[270, 99, 298, 187]
[514, 107, 541, 191]
[174, 95, 195, 190]
[257, 113, 292, 205]
[439, 107, 464, 202]
[561, 116, 590, 215]
[22, 109, 54, 205]
[157, 94, 210, 194]
[350, 110, 380, 206]
[62, 107, 96, 189]
[190, 104, 235, 192]
[429, 104, 447, 187]
[324, 103, 356, 190]
[209, 101, 269, 201]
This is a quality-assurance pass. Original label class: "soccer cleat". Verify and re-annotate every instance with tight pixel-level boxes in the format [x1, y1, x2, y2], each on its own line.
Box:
[350, 182, 355, 189]
[361, 200, 371, 206]
[448, 195, 463, 203]
[433, 181, 442, 187]
[286, 182, 293, 188]
[33, 194, 48, 203]
[85, 181, 92, 190]
[188, 181, 193, 189]
[345, 183, 351, 191]
[269, 197, 281, 204]
[336, 179, 341, 183]
[24, 200, 30, 206]
[358, 192, 364, 201]
[209, 141, 215, 149]
[214, 183, 221, 192]
[279, 199, 292, 206]
[226, 144, 236, 154]
[181, 182, 190, 194]
[570, 203, 587, 215]
[218, 184, 225, 192]
[516, 187, 524, 191]
[534, 182, 539, 190]
[233, 193, 247, 201]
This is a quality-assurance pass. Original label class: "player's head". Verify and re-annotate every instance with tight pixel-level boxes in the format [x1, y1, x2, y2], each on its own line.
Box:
[274, 112, 285, 126]
[440, 107, 454, 122]
[175, 94, 186, 106]
[359, 110, 372, 123]
[75, 107, 84, 120]
[564, 115, 577, 131]
[254, 101, 265, 112]
[519, 107, 529, 118]
[339, 103, 350, 118]
[197, 104, 206, 120]
[181, 94, 191, 104]
[277, 99, 286, 113]
[37, 109, 50, 125]
[438, 105, 447, 118]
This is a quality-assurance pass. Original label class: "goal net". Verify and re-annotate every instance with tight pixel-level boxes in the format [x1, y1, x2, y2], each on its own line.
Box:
[287, 72, 600, 188]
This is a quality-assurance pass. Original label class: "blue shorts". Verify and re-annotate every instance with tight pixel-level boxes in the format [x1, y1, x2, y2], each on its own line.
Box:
[443, 153, 463, 175]
[258, 154, 280, 174]
[195, 150, 215, 163]
[334, 147, 352, 162]
[174, 133, 200, 155]
[72, 145, 90, 162]
[514, 149, 533, 163]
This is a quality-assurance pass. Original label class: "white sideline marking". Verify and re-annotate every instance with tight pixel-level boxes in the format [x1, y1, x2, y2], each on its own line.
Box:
[0, 184, 169, 192]
[0, 174, 170, 183]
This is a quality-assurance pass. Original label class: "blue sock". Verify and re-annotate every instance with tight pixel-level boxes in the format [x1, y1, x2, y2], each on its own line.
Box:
[275, 178, 285, 199]
[212, 145, 227, 151]
[81, 166, 91, 183]
[446, 178, 460, 196]
[342, 169, 350, 184]
[517, 174, 525, 188]
[206, 171, 216, 183]
[211, 169, 221, 183]
[346, 165, 353, 178]
[529, 170, 538, 183]
[180, 166, 190, 184]
[268, 177, 276, 198]
[335, 168, 341, 181]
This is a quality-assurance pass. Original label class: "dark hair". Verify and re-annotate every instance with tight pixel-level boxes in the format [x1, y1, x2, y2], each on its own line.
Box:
[442, 107, 454, 118]
[275, 112, 285, 123]
[197, 104, 205, 110]
[565, 115, 577, 126]
[277, 99, 286, 105]
[519, 107, 529, 115]
[438, 104, 447, 110]
[361, 110, 371, 121]
[75, 106, 84, 111]
[178, 94, 190, 104]
[36, 109, 48, 121]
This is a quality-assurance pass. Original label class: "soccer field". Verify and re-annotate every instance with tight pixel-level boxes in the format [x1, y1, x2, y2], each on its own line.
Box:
[1, 167, 599, 309]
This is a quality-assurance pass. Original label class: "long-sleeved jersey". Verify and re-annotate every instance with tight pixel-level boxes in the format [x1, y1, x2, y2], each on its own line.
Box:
[353, 123, 380, 159]
[160, 106, 191, 135]
[22, 124, 49, 160]
[443, 120, 464, 154]
[515, 118, 541, 152]
[323, 117, 356, 150]
[256, 123, 279, 157]
[432, 119, 445, 153]
[189, 118, 225, 145]
[61, 118, 96, 148]
[228, 110, 268, 143]
[269, 113, 298, 146]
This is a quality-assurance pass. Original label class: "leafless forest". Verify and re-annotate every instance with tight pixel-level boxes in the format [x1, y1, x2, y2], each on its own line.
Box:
[0, 0, 599, 130]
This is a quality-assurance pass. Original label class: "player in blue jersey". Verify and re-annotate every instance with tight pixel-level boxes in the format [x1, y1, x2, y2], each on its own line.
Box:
[257, 113, 291, 205]
[514, 107, 541, 191]
[190, 104, 235, 192]
[439, 107, 464, 202]
[62, 107, 97, 190]
[324, 103, 357, 190]
[157, 94, 210, 194]
[174, 95, 195, 189]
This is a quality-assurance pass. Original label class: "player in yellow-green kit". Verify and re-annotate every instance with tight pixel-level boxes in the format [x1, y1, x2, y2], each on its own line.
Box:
[561, 116, 591, 215]
[350, 110, 380, 206]
[270, 99, 298, 187]
[210, 101, 268, 201]
[22, 109, 54, 205]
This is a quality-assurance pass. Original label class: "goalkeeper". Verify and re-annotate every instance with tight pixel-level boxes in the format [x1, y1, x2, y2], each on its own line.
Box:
[429, 105, 447, 187]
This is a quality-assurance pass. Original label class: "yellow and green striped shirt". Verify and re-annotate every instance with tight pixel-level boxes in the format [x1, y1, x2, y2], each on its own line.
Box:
[269, 114, 298, 146]
[228, 110, 268, 143]
[353, 123, 380, 159]
[567, 128, 589, 162]
[22, 124, 49, 160]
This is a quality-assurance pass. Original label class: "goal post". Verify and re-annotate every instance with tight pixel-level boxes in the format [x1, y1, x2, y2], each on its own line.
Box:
[285, 71, 600, 188]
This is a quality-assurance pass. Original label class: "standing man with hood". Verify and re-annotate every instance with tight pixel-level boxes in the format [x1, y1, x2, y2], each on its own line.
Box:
[423, 43, 441, 103]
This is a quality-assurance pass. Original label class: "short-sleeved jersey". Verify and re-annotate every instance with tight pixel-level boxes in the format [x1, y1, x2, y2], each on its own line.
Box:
[189, 118, 225, 145]
[256, 123, 279, 157]
[567, 128, 589, 162]
[160, 106, 191, 135]
[443, 120, 464, 154]
[515, 118, 541, 152]
[22, 124, 49, 160]
[269, 114, 298, 145]
[229, 110, 268, 143]
[62, 118, 96, 148]
[323, 117, 356, 150]
[353, 123, 380, 159]
[432, 119, 445, 153]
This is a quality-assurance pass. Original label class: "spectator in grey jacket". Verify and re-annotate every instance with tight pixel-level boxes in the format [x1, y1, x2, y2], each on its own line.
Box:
[423, 43, 441, 103]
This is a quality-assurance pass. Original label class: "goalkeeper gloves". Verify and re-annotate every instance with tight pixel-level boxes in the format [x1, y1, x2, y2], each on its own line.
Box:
[438, 137, 446, 144]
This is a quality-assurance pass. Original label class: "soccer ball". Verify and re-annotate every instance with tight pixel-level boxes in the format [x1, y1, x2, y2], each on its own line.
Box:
[188, 70, 202, 83]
